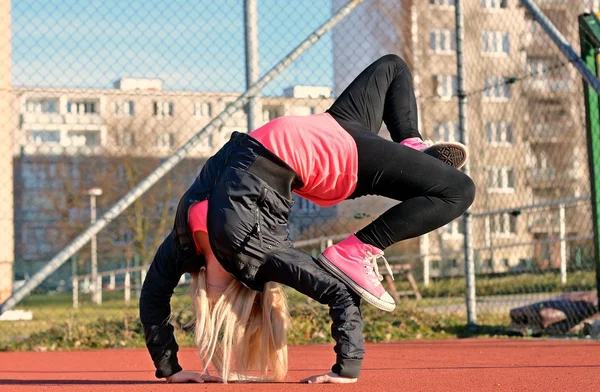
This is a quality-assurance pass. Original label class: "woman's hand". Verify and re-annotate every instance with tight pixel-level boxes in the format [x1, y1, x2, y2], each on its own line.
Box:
[166, 370, 222, 383]
[300, 372, 358, 384]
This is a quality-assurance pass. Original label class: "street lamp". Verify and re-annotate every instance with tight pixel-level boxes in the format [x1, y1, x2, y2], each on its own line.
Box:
[88, 187, 103, 304]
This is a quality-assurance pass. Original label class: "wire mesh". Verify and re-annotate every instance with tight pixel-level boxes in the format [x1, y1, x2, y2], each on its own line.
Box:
[2, 0, 600, 353]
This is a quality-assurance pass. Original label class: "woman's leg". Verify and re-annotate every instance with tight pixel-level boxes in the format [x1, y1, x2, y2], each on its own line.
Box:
[328, 54, 467, 169]
[348, 130, 475, 250]
[318, 129, 475, 311]
[327, 54, 419, 142]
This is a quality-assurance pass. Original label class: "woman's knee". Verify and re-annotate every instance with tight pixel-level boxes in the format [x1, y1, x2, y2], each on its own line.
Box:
[451, 172, 476, 211]
[377, 54, 409, 73]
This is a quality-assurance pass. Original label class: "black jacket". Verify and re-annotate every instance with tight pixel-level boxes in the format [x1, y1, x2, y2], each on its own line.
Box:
[140, 132, 364, 379]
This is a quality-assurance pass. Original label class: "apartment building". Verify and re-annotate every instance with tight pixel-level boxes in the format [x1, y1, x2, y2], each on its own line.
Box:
[333, 0, 593, 277]
[0, 0, 12, 302]
[12, 80, 336, 280]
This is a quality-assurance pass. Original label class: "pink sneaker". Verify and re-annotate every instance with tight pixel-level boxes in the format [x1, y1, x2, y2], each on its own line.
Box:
[400, 137, 468, 169]
[318, 234, 396, 312]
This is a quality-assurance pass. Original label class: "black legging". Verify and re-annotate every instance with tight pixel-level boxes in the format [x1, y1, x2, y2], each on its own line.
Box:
[327, 55, 476, 250]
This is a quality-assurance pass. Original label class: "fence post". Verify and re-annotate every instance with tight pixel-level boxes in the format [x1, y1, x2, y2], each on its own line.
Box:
[244, 0, 260, 132]
[72, 277, 78, 309]
[559, 203, 567, 284]
[83, 276, 90, 294]
[108, 273, 115, 291]
[455, 0, 476, 327]
[96, 275, 102, 305]
[420, 234, 430, 287]
[124, 271, 131, 304]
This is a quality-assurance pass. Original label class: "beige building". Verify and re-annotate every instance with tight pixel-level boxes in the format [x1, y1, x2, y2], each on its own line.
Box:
[333, 0, 593, 277]
[0, 0, 12, 303]
[12, 80, 336, 280]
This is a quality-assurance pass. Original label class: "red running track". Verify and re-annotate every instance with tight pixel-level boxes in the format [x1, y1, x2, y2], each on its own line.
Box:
[1, 339, 600, 392]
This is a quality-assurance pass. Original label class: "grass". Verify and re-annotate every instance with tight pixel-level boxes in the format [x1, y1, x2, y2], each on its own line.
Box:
[5, 269, 593, 352]
[0, 288, 515, 352]
[393, 270, 596, 299]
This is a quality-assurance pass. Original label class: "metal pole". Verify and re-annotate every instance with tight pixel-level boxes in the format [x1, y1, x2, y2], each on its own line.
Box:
[455, 0, 476, 327]
[96, 275, 102, 305]
[559, 204, 567, 284]
[521, 0, 600, 96]
[90, 194, 97, 304]
[124, 271, 131, 305]
[0, 0, 365, 314]
[72, 277, 78, 309]
[245, 0, 260, 132]
[420, 233, 430, 287]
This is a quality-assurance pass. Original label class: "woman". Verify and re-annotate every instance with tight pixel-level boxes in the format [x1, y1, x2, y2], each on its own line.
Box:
[140, 54, 475, 384]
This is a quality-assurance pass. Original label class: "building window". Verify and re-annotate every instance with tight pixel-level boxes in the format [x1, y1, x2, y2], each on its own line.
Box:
[263, 107, 283, 121]
[483, 76, 511, 100]
[29, 130, 61, 144]
[444, 219, 464, 237]
[433, 75, 458, 100]
[25, 99, 58, 114]
[293, 106, 316, 116]
[429, 0, 455, 6]
[483, 259, 493, 269]
[481, 31, 509, 54]
[114, 100, 135, 116]
[488, 167, 515, 192]
[429, 29, 456, 54]
[153, 101, 174, 118]
[434, 121, 460, 142]
[67, 100, 98, 115]
[194, 102, 212, 118]
[66, 130, 101, 147]
[481, 0, 508, 8]
[491, 213, 517, 236]
[154, 133, 175, 149]
[485, 121, 513, 145]
[431, 260, 441, 270]
[116, 131, 135, 147]
[502, 258, 510, 268]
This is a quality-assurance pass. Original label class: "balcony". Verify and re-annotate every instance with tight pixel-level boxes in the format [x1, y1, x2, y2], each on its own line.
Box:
[526, 167, 578, 189]
[21, 113, 64, 125]
[526, 123, 572, 143]
[523, 78, 573, 98]
[64, 113, 103, 125]
[21, 129, 104, 156]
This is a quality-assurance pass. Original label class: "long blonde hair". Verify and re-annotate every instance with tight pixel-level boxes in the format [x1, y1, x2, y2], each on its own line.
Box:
[190, 270, 290, 383]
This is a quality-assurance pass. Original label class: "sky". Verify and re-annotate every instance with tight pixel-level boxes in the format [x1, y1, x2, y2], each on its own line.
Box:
[12, 0, 335, 95]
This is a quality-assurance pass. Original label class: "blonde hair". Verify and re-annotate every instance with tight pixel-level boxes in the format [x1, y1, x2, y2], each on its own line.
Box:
[190, 270, 290, 383]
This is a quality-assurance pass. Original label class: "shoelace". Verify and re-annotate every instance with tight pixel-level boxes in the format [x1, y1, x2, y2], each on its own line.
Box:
[365, 253, 395, 284]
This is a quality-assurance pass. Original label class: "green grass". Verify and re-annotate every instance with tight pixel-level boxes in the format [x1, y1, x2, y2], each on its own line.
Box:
[0, 288, 515, 352]
[5, 269, 592, 352]
[394, 270, 596, 299]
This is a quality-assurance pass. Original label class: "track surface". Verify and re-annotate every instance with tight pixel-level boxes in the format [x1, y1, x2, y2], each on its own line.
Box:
[2, 339, 600, 391]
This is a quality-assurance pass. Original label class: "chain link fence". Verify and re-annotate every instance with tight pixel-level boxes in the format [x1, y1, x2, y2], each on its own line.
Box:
[2, 0, 600, 351]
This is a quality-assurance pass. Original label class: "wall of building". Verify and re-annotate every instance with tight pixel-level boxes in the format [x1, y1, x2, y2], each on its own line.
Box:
[0, 0, 13, 302]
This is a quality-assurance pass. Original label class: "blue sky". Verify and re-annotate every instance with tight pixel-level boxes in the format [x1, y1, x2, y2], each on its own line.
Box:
[12, 0, 334, 95]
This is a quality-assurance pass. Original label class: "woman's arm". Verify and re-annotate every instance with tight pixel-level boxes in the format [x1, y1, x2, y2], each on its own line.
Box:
[139, 232, 186, 378]
[257, 247, 364, 380]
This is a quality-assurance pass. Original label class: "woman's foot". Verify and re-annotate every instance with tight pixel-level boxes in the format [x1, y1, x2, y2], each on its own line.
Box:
[400, 137, 468, 169]
[317, 234, 395, 312]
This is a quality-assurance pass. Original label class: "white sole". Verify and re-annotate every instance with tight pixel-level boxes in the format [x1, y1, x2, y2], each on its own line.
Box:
[317, 254, 396, 312]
